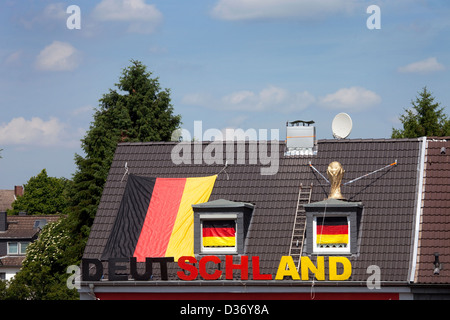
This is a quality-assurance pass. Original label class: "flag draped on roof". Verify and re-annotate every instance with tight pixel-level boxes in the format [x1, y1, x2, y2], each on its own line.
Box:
[102, 174, 217, 262]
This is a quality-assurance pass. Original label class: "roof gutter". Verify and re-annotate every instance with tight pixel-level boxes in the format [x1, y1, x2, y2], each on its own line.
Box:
[409, 136, 427, 283]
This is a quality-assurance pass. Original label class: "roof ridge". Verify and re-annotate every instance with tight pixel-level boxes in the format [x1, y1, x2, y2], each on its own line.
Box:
[118, 138, 422, 146]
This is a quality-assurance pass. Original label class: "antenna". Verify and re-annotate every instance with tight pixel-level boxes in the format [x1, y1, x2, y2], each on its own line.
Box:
[332, 113, 353, 139]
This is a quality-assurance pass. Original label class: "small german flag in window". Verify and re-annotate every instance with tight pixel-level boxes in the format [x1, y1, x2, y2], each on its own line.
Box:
[202, 220, 236, 247]
[316, 217, 348, 247]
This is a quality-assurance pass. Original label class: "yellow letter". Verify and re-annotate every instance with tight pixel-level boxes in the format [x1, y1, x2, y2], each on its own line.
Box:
[275, 256, 300, 280]
[300, 256, 325, 280]
[329, 256, 352, 280]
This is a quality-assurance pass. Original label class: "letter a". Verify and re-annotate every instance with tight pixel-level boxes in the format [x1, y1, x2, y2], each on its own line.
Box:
[366, 5, 381, 30]
[66, 5, 81, 30]
[275, 256, 300, 280]
[366, 265, 381, 289]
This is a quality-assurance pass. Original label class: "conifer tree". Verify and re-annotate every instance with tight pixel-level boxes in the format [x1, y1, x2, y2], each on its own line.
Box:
[392, 87, 450, 138]
[67, 60, 181, 256]
[3, 60, 181, 300]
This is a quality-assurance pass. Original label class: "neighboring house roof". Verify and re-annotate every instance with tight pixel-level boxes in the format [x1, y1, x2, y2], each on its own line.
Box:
[415, 137, 450, 284]
[0, 215, 60, 239]
[0, 190, 15, 212]
[0, 256, 25, 267]
[0, 215, 60, 268]
[84, 138, 424, 283]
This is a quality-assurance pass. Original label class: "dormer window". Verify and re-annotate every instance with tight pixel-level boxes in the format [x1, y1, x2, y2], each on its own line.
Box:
[304, 199, 363, 255]
[192, 199, 254, 256]
[313, 216, 350, 254]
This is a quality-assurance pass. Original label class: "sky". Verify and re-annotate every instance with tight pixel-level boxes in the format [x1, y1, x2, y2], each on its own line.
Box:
[0, 0, 449, 189]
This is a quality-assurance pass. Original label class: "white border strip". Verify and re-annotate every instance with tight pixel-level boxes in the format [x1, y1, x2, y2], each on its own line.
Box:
[409, 136, 427, 283]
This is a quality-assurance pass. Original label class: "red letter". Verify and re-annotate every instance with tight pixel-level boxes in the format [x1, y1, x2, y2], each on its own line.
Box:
[177, 256, 198, 281]
[252, 256, 272, 280]
[199, 256, 222, 280]
[226, 255, 248, 280]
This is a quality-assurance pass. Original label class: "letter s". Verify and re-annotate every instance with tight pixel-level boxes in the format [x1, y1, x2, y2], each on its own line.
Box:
[177, 256, 198, 281]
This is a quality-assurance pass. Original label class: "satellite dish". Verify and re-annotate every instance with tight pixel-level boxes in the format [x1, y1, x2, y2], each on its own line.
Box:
[332, 113, 352, 139]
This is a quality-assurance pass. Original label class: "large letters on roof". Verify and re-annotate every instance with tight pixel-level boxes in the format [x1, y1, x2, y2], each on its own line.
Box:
[102, 174, 217, 262]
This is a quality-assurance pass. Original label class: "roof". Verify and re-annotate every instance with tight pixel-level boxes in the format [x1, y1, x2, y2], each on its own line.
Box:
[0, 215, 60, 239]
[84, 138, 424, 283]
[303, 198, 363, 208]
[415, 137, 450, 284]
[0, 256, 25, 267]
[192, 199, 255, 209]
[0, 190, 15, 212]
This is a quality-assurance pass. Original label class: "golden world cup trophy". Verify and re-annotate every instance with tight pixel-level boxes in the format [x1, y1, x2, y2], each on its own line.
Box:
[327, 161, 345, 200]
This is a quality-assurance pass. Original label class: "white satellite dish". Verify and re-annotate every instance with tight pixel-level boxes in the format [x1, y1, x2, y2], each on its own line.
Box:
[332, 113, 353, 139]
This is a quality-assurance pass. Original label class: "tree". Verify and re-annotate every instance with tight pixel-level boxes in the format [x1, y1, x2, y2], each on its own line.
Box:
[392, 87, 450, 138]
[3, 60, 182, 300]
[64, 60, 181, 273]
[8, 169, 70, 215]
[4, 219, 78, 300]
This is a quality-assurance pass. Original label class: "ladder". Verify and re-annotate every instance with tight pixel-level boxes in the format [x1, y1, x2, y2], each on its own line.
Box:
[288, 183, 313, 270]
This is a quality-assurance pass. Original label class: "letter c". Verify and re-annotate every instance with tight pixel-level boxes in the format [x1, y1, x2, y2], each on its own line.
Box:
[199, 256, 222, 280]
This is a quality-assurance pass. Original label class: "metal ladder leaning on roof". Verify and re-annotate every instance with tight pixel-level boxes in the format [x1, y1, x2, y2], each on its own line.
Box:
[288, 183, 313, 270]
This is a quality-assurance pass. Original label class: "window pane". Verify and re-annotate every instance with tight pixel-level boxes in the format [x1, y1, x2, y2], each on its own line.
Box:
[8, 242, 18, 254]
[202, 220, 236, 248]
[20, 242, 30, 254]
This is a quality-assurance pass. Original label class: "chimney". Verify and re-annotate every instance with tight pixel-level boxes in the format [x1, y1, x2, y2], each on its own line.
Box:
[285, 120, 317, 156]
[14, 186, 24, 198]
[0, 212, 7, 232]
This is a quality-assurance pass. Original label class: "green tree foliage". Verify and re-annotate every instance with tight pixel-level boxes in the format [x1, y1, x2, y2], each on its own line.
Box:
[8, 169, 70, 215]
[392, 87, 450, 138]
[4, 219, 78, 300]
[60, 60, 182, 292]
[2, 60, 181, 300]
[65, 60, 181, 256]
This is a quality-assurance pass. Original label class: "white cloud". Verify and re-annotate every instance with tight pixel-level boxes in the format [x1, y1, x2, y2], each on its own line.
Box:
[183, 85, 381, 113]
[4, 50, 22, 66]
[318, 87, 381, 111]
[397, 57, 445, 74]
[211, 0, 358, 21]
[92, 0, 163, 33]
[183, 85, 315, 113]
[19, 3, 66, 29]
[71, 105, 95, 117]
[35, 41, 81, 71]
[0, 117, 80, 148]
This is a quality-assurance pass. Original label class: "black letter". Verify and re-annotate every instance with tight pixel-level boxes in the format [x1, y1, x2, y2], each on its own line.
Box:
[152, 257, 174, 280]
[82, 258, 103, 281]
[130, 257, 153, 280]
[109, 258, 128, 281]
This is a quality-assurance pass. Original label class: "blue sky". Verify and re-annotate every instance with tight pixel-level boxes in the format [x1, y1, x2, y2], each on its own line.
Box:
[1, 0, 449, 188]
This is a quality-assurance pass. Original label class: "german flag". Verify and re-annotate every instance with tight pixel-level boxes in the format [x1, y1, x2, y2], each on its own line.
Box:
[202, 220, 236, 247]
[102, 174, 216, 262]
[316, 217, 348, 245]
